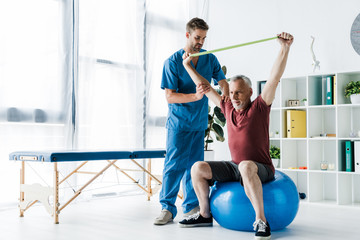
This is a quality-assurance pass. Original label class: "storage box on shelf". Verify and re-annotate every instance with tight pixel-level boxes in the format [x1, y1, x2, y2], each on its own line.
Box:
[258, 70, 360, 207]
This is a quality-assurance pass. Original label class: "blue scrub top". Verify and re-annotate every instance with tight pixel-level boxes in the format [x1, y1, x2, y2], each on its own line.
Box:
[161, 48, 226, 131]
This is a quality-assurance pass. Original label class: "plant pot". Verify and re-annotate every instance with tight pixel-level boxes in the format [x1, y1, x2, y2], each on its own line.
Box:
[271, 158, 280, 168]
[350, 94, 360, 104]
[204, 150, 215, 161]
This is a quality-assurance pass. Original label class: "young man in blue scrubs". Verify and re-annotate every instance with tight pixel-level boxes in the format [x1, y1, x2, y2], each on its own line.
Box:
[154, 17, 229, 225]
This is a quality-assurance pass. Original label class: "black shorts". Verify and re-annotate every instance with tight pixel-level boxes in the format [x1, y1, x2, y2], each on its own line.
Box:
[207, 160, 274, 186]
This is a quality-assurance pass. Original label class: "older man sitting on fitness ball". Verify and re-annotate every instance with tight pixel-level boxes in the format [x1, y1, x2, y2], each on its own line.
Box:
[179, 32, 294, 240]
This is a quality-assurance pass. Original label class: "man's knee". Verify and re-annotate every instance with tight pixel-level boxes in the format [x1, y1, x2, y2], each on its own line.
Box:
[238, 160, 258, 176]
[191, 161, 212, 180]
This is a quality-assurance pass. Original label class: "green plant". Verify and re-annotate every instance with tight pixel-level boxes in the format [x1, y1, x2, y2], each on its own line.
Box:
[204, 66, 227, 151]
[301, 98, 307, 102]
[345, 80, 360, 98]
[269, 145, 280, 159]
[205, 105, 226, 150]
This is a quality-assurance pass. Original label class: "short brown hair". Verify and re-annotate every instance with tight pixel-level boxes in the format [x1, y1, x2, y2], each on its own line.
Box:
[186, 17, 209, 33]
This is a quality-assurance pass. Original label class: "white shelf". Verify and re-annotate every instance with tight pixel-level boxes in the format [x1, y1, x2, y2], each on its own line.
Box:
[338, 171, 360, 176]
[281, 169, 308, 173]
[307, 105, 336, 109]
[282, 106, 307, 110]
[337, 103, 360, 107]
[281, 138, 307, 141]
[261, 70, 360, 208]
[307, 170, 337, 174]
[338, 137, 360, 141]
[309, 137, 336, 141]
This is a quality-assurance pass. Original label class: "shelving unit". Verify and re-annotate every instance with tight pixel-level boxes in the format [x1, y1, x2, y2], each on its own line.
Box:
[264, 71, 360, 207]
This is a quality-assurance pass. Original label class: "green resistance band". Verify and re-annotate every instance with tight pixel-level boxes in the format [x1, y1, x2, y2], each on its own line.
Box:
[190, 36, 279, 57]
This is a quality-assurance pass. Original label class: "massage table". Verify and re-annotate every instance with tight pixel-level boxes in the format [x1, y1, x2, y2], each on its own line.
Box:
[9, 149, 173, 224]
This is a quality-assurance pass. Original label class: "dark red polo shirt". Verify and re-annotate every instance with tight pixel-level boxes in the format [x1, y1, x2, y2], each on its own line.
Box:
[220, 95, 275, 174]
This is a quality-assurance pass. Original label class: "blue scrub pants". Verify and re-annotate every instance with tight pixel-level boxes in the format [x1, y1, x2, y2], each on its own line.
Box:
[159, 129, 204, 218]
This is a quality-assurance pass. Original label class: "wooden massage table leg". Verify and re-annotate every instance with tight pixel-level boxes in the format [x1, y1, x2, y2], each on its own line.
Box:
[20, 161, 25, 217]
[147, 159, 152, 201]
[54, 162, 59, 224]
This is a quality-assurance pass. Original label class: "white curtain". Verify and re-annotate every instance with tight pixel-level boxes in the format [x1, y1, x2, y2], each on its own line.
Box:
[0, 0, 74, 206]
[73, 0, 146, 197]
[76, 0, 146, 150]
[145, 0, 210, 174]
[0, 0, 209, 206]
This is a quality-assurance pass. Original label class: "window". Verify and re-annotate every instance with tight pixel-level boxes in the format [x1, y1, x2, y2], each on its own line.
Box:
[0, 0, 72, 205]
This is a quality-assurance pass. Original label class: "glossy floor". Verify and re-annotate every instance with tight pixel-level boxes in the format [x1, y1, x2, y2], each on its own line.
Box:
[0, 194, 358, 240]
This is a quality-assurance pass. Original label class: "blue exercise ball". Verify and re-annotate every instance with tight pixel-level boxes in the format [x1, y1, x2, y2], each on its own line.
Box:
[209, 170, 299, 231]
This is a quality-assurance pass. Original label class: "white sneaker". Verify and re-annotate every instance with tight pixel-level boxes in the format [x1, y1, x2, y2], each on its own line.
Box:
[154, 209, 173, 225]
[183, 206, 200, 218]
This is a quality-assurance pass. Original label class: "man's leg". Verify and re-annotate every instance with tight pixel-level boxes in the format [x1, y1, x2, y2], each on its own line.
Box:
[181, 130, 204, 214]
[157, 130, 191, 220]
[238, 161, 273, 239]
[238, 160, 266, 222]
[190, 161, 212, 218]
[179, 161, 240, 227]
[178, 161, 213, 228]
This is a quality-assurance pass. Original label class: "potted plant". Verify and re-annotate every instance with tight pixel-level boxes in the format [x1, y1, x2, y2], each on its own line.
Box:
[274, 130, 280, 138]
[345, 80, 360, 104]
[301, 98, 308, 106]
[269, 145, 280, 168]
[205, 105, 226, 150]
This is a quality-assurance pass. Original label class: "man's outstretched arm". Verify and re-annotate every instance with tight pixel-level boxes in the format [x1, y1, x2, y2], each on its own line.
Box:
[261, 32, 294, 106]
[182, 53, 222, 107]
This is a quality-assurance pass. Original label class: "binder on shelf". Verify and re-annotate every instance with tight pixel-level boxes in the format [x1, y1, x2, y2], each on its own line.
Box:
[355, 141, 360, 173]
[258, 80, 266, 95]
[333, 75, 337, 105]
[322, 76, 326, 105]
[326, 76, 333, 105]
[345, 141, 354, 172]
[286, 110, 306, 138]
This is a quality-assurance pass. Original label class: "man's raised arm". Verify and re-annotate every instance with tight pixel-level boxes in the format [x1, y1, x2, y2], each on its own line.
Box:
[261, 32, 294, 106]
[182, 53, 222, 107]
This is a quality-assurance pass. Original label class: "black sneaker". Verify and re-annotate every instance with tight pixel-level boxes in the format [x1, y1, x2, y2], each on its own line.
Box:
[253, 219, 271, 240]
[178, 213, 213, 228]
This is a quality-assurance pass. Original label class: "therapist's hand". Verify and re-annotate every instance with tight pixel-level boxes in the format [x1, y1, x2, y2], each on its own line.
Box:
[195, 83, 210, 100]
[221, 95, 230, 102]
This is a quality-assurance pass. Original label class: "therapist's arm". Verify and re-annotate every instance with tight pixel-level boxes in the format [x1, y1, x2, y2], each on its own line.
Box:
[217, 79, 229, 97]
[165, 85, 210, 104]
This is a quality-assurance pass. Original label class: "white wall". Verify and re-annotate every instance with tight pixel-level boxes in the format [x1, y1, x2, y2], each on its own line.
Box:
[206, 0, 360, 160]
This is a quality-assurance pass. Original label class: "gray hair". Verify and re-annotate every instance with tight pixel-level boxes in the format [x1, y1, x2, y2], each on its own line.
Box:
[230, 75, 252, 88]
